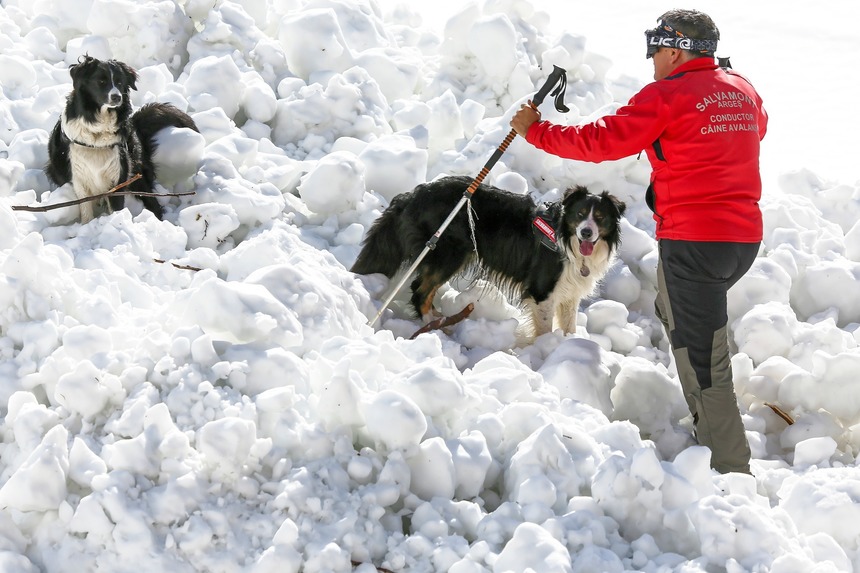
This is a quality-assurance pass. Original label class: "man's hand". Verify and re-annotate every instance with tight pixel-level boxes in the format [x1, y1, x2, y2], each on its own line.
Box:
[510, 101, 541, 138]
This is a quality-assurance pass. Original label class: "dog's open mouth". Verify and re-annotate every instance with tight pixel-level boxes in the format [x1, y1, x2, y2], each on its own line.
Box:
[579, 240, 595, 256]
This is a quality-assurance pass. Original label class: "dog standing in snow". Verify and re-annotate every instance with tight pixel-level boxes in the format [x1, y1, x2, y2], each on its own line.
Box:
[352, 176, 626, 336]
[46, 55, 198, 223]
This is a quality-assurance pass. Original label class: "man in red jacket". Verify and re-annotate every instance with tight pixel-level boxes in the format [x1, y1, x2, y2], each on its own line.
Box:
[511, 9, 767, 475]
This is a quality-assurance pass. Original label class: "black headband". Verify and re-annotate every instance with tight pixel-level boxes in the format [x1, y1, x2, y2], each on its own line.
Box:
[645, 20, 718, 58]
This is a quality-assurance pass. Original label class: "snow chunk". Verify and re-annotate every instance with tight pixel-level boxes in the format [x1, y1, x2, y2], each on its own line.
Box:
[298, 150, 366, 215]
[0, 425, 69, 512]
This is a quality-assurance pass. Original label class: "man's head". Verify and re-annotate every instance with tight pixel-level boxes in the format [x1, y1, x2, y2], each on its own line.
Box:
[645, 9, 719, 80]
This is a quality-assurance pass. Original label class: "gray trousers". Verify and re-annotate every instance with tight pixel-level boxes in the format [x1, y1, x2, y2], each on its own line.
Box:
[655, 239, 759, 474]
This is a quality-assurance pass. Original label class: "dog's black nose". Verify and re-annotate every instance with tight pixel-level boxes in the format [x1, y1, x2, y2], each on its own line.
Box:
[580, 228, 593, 240]
[109, 93, 122, 105]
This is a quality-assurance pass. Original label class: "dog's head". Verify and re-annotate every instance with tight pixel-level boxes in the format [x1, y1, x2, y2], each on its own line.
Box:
[561, 186, 626, 256]
[69, 55, 138, 111]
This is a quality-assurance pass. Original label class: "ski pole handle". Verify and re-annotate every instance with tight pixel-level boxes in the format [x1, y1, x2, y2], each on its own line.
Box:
[531, 65, 568, 109]
[464, 66, 569, 197]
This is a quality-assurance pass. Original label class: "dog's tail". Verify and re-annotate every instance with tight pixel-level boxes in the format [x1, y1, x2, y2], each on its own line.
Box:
[133, 102, 199, 160]
[351, 197, 408, 278]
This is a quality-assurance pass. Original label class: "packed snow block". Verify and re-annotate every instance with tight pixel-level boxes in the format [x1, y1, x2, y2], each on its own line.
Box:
[609, 357, 687, 438]
[790, 260, 860, 326]
[425, 90, 464, 153]
[584, 300, 639, 354]
[309, 358, 364, 429]
[846, 219, 860, 262]
[541, 32, 587, 73]
[298, 150, 366, 215]
[197, 417, 260, 480]
[68, 437, 108, 488]
[777, 352, 860, 420]
[222, 345, 310, 396]
[779, 169, 860, 234]
[151, 126, 205, 185]
[360, 389, 427, 452]
[0, 161, 25, 197]
[780, 468, 860, 555]
[505, 424, 588, 512]
[271, 68, 390, 151]
[279, 8, 355, 80]
[354, 48, 421, 103]
[0, 55, 37, 100]
[727, 258, 792, 323]
[495, 522, 573, 573]
[67, 494, 115, 541]
[466, 14, 518, 80]
[388, 360, 467, 417]
[171, 275, 303, 349]
[86, 0, 192, 73]
[407, 437, 456, 500]
[185, 55, 244, 119]
[0, 425, 69, 512]
[357, 135, 428, 202]
[279, 1, 389, 79]
[7, 129, 47, 171]
[447, 432, 493, 500]
[187, 161, 286, 232]
[761, 194, 845, 257]
[54, 361, 114, 419]
[538, 337, 616, 415]
[178, 203, 240, 249]
[732, 302, 798, 364]
[793, 436, 838, 467]
[221, 240, 374, 353]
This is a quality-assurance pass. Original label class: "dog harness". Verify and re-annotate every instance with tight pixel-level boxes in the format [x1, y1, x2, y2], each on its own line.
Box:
[532, 204, 561, 253]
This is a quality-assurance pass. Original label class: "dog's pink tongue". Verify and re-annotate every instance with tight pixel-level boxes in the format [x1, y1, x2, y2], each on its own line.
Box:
[579, 241, 594, 256]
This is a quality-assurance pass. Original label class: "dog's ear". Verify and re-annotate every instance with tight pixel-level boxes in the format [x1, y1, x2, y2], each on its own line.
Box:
[600, 191, 627, 217]
[562, 185, 589, 207]
[113, 61, 139, 91]
[69, 54, 94, 82]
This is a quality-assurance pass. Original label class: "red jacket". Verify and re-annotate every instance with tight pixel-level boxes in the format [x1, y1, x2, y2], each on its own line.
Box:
[526, 58, 767, 242]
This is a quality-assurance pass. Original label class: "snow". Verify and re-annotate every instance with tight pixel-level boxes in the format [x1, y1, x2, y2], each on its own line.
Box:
[0, 0, 859, 571]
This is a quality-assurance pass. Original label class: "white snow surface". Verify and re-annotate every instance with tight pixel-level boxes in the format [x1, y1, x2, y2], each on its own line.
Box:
[0, 0, 859, 572]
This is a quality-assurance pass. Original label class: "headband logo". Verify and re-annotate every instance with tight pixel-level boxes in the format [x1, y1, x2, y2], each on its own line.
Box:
[649, 36, 683, 48]
[647, 34, 708, 52]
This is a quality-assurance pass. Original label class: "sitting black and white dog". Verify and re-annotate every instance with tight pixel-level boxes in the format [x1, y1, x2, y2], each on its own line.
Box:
[46, 55, 198, 223]
[351, 175, 626, 336]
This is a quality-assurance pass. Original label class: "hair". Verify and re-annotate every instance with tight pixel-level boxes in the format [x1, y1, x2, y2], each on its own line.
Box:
[659, 9, 720, 57]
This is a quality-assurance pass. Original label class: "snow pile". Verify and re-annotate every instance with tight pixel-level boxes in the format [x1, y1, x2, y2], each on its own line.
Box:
[0, 0, 859, 571]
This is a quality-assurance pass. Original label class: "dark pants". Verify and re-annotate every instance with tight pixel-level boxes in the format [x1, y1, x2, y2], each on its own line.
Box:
[655, 239, 759, 474]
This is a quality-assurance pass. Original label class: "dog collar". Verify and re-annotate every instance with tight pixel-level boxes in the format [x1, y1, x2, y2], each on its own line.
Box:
[61, 128, 121, 149]
[533, 204, 561, 253]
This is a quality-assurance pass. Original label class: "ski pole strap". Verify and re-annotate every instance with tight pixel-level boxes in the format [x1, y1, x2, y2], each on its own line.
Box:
[532, 65, 570, 112]
[549, 72, 570, 113]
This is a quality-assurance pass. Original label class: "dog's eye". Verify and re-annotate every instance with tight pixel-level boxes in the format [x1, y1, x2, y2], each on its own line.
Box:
[593, 211, 604, 221]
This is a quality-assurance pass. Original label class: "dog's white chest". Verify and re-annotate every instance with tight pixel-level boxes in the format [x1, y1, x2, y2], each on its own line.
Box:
[62, 112, 123, 196]
[69, 145, 122, 194]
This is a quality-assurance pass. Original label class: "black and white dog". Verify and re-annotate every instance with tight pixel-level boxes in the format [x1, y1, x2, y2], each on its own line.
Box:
[46, 55, 198, 223]
[351, 175, 626, 336]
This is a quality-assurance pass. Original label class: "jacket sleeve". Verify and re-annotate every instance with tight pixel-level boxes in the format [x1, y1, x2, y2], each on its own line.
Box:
[757, 99, 768, 141]
[525, 86, 670, 163]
